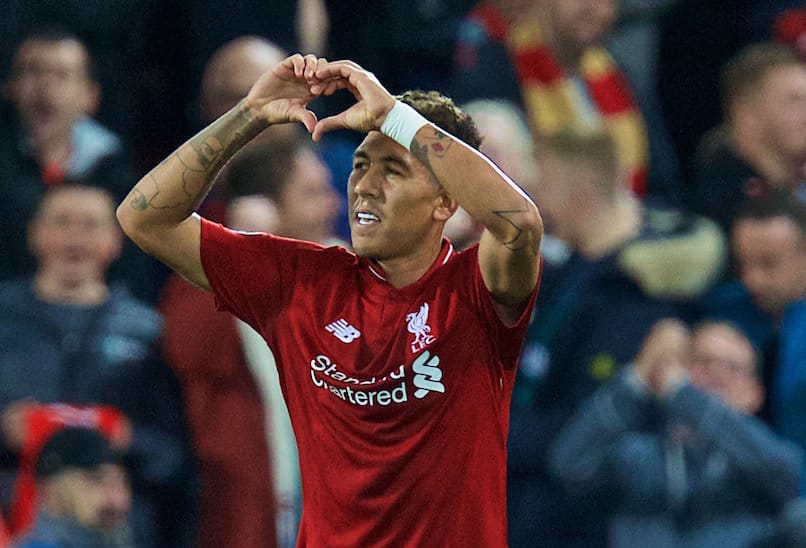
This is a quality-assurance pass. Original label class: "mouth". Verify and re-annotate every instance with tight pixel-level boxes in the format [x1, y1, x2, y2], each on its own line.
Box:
[354, 210, 381, 226]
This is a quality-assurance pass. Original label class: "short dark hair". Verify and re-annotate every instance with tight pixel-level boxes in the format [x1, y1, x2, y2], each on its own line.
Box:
[11, 25, 97, 82]
[733, 189, 806, 238]
[398, 90, 483, 151]
[720, 42, 801, 116]
[36, 426, 119, 478]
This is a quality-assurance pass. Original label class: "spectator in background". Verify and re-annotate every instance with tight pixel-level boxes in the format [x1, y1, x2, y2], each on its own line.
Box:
[14, 426, 134, 548]
[701, 191, 806, 491]
[656, 0, 803, 172]
[195, 36, 288, 223]
[508, 129, 724, 547]
[0, 184, 191, 548]
[550, 319, 801, 548]
[0, 27, 158, 302]
[177, 0, 328, 132]
[451, 0, 681, 200]
[688, 43, 806, 240]
[199, 37, 287, 128]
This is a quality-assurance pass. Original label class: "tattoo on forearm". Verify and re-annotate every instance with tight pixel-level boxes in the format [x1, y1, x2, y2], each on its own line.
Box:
[494, 199, 540, 254]
[410, 129, 453, 173]
[127, 103, 265, 213]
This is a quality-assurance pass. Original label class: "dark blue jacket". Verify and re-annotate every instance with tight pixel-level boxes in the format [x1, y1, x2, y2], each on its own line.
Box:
[0, 281, 192, 547]
[549, 371, 801, 548]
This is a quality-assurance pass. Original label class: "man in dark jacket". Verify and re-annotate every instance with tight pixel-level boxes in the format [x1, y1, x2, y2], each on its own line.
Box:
[507, 129, 726, 547]
[0, 184, 192, 547]
[550, 319, 802, 548]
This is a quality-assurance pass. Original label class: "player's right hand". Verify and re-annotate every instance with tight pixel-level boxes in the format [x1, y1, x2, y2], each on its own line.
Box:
[244, 53, 328, 134]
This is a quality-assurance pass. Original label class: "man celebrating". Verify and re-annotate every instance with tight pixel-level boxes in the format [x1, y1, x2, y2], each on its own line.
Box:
[117, 54, 543, 546]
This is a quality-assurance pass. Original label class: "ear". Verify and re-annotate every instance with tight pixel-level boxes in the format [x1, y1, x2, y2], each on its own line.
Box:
[731, 100, 759, 134]
[26, 216, 42, 258]
[433, 190, 458, 223]
[103, 224, 124, 265]
[745, 380, 765, 416]
[82, 81, 101, 117]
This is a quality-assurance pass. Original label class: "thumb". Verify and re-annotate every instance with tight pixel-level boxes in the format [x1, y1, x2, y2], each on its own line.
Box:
[287, 105, 318, 134]
[312, 111, 349, 142]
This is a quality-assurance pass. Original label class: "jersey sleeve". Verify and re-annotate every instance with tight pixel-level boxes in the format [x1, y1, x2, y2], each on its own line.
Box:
[199, 218, 324, 330]
[461, 245, 541, 368]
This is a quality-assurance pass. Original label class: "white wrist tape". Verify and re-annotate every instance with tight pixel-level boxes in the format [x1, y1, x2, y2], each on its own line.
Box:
[380, 101, 430, 149]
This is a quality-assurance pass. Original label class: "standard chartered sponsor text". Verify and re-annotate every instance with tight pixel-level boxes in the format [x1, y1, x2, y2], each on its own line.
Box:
[308, 354, 413, 406]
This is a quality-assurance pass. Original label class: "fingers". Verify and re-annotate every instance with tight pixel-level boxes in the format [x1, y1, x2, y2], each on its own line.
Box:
[310, 77, 351, 97]
[288, 105, 318, 134]
[634, 318, 690, 385]
[284, 53, 329, 80]
[312, 111, 348, 142]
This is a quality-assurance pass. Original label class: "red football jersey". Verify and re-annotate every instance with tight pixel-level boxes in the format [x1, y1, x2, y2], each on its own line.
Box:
[201, 219, 538, 547]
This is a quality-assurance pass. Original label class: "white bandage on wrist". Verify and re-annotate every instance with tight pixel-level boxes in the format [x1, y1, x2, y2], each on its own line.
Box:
[379, 101, 430, 149]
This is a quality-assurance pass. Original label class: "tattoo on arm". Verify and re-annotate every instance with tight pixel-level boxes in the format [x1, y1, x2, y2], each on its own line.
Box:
[494, 199, 540, 254]
[410, 129, 453, 174]
[127, 103, 265, 213]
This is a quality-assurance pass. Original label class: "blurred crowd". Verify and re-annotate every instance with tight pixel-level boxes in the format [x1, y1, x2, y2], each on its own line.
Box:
[0, 0, 805, 547]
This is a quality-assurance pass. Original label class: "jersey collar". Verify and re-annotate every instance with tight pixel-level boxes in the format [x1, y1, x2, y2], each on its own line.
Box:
[363, 238, 456, 284]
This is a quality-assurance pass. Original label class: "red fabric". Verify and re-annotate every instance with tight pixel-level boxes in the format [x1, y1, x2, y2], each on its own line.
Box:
[513, 47, 565, 84]
[774, 8, 806, 61]
[158, 275, 276, 548]
[0, 513, 9, 548]
[200, 221, 538, 547]
[468, 1, 510, 42]
[587, 70, 636, 115]
[40, 163, 65, 186]
[8, 404, 126, 536]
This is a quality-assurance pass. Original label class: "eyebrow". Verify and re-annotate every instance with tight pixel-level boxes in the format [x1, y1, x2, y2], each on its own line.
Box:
[353, 150, 412, 173]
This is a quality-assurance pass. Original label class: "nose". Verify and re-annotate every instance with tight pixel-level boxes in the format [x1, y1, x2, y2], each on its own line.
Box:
[741, 266, 767, 295]
[350, 168, 382, 199]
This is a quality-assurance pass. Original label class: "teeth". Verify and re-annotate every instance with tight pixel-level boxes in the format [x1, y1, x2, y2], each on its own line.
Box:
[356, 212, 379, 224]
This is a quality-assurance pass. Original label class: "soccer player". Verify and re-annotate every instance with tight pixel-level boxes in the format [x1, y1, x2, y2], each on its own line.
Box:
[117, 54, 543, 546]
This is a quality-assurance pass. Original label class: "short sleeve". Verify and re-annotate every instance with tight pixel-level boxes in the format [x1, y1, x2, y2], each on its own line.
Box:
[460, 246, 541, 368]
[200, 218, 326, 329]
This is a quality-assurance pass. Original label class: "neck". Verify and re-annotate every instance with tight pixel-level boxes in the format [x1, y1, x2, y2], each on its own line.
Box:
[30, 133, 73, 168]
[576, 193, 641, 259]
[33, 271, 109, 306]
[732, 130, 801, 188]
[375, 238, 444, 289]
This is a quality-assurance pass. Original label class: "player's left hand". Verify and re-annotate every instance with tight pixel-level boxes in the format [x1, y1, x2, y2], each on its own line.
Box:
[309, 60, 397, 141]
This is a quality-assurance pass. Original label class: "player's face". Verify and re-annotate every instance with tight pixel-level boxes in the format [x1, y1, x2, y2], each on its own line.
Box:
[733, 216, 806, 317]
[348, 132, 450, 261]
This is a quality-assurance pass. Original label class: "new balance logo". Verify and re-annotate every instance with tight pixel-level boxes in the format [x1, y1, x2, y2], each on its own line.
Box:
[412, 350, 445, 399]
[325, 319, 361, 343]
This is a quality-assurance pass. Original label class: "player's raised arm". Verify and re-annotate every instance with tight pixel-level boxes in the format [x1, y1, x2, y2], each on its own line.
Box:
[311, 60, 543, 321]
[116, 54, 326, 290]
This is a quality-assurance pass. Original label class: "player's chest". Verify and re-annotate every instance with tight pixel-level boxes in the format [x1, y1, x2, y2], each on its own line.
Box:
[276, 290, 488, 412]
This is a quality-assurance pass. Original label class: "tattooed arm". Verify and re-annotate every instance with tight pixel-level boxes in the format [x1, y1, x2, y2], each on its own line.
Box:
[409, 126, 543, 319]
[116, 54, 325, 290]
[311, 60, 542, 321]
